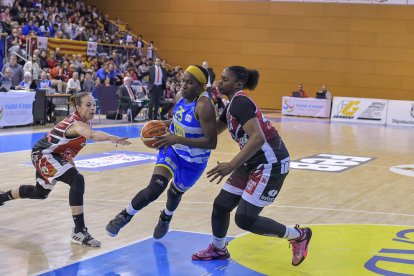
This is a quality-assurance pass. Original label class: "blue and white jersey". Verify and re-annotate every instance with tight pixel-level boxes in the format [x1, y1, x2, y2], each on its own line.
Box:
[169, 92, 211, 164]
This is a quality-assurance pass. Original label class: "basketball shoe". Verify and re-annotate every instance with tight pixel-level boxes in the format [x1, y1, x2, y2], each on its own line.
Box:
[106, 210, 133, 237]
[192, 243, 230, 261]
[289, 225, 312, 266]
[71, 227, 101, 247]
[153, 210, 172, 239]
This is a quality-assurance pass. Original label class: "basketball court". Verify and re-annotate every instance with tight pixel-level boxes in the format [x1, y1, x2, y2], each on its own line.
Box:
[0, 114, 413, 275]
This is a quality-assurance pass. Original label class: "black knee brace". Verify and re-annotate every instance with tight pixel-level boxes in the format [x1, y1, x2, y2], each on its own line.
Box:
[166, 184, 184, 212]
[19, 184, 50, 199]
[131, 174, 169, 210]
[234, 212, 256, 231]
[68, 172, 85, 206]
[212, 191, 240, 219]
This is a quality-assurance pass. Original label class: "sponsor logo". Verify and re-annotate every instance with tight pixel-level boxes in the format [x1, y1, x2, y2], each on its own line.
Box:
[41, 165, 56, 177]
[185, 114, 192, 123]
[357, 101, 386, 121]
[411, 104, 414, 118]
[259, 189, 278, 202]
[155, 179, 164, 186]
[245, 179, 258, 195]
[291, 153, 373, 173]
[365, 228, 414, 275]
[282, 99, 295, 113]
[174, 182, 189, 192]
[230, 225, 414, 275]
[390, 164, 414, 177]
[32, 151, 159, 172]
[165, 157, 177, 170]
[41, 166, 49, 175]
[333, 100, 360, 119]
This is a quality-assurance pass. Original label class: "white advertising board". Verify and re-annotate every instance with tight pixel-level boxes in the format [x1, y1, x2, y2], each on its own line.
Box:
[386, 100, 414, 127]
[330, 97, 388, 125]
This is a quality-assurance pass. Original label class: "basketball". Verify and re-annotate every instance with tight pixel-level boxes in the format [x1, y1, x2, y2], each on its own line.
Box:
[140, 120, 168, 148]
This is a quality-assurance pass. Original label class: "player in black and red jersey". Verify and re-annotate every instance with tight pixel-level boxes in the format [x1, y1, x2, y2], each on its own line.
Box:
[0, 92, 130, 247]
[192, 66, 312, 266]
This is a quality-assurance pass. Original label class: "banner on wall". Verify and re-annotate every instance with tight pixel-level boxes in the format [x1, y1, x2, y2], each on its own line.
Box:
[330, 97, 388, 125]
[386, 100, 414, 127]
[282, 96, 332, 118]
[47, 38, 87, 57]
[37, 36, 48, 51]
[87, 42, 97, 57]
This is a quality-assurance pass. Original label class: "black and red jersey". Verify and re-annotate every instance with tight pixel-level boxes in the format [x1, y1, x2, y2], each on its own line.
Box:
[219, 91, 288, 165]
[33, 112, 90, 160]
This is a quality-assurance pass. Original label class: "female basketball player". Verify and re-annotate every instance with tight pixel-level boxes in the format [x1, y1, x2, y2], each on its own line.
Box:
[192, 66, 312, 266]
[0, 92, 130, 247]
[106, 65, 217, 239]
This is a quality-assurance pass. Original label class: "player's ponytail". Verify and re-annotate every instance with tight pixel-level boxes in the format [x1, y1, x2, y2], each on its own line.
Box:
[245, 69, 259, 90]
[70, 92, 90, 108]
[227, 66, 260, 91]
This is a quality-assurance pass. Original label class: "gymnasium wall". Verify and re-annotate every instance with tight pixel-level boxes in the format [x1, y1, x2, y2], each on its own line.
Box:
[86, 0, 414, 109]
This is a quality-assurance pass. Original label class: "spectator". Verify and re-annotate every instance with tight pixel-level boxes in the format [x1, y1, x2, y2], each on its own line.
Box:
[82, 71, 95, 93]
[147, 41, 154, 60]
[293, 83, 308, 98]
[2, 54, 24, 87]
[116, 76, 143, 122]
[202, 61, 215, 97]
[66, 71, 81, 94]
[316, 84, 332, 99]
[16, 71, 33, 90]
[0, 68, 13, 85]
[146, 57, 166, 120]
[38, 71, 52, 89]
[136, 34, 144, 57]
[39, 50, 48, 70]
[23, 54, 41, 80]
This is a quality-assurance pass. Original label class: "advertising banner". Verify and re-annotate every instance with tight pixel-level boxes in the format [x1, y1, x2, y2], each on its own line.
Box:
[0, 92, 35, 127]
[281, 96, 332, 118]
[330, 97, 388, 125]
[386, 100, 414, 127]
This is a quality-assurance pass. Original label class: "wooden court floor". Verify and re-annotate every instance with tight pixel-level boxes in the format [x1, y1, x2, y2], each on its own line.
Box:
[0, 114, 413, 275]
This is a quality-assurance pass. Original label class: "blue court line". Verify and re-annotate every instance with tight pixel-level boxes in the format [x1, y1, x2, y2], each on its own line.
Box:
[38, 231, 264, 276]
[0, 125, 142, 153]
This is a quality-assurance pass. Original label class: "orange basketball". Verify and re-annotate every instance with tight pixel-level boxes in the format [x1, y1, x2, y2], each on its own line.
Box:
[140, 120, 167, 148]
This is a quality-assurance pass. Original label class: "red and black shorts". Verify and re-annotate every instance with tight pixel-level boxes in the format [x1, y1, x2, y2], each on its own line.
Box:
[31, 151, 74, 190]
[223, 157, 290, 207]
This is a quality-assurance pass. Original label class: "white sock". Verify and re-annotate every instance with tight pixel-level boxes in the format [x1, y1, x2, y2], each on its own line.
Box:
[164, 208, 174, 216]
[126, 202, 139, 216]
[283, 226, 301, 240]
[212, 236, 226, 249]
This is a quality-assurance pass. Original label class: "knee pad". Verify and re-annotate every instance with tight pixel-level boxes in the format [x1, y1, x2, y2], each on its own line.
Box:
[146, 174, 169, 202]
[213, 194, 236, 216]
[131, 174, 169, 210]
[235, 212, 256, 231]
[19, 184, 50, 199]
[68, 173, 85, 206]
[68, 173, 85, 195]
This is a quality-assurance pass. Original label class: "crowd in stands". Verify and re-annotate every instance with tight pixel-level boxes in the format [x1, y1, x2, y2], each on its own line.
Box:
[1, 0, 222, 122]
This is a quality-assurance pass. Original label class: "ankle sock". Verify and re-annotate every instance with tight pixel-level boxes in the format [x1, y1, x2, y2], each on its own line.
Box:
[73, 213, 85, 233]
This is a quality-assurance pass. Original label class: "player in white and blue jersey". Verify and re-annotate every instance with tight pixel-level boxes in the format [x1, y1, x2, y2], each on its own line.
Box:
[106, 65, 218, 239]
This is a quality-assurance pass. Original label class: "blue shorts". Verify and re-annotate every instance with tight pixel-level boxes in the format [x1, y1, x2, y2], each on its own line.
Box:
[156, 146, 207, 192]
